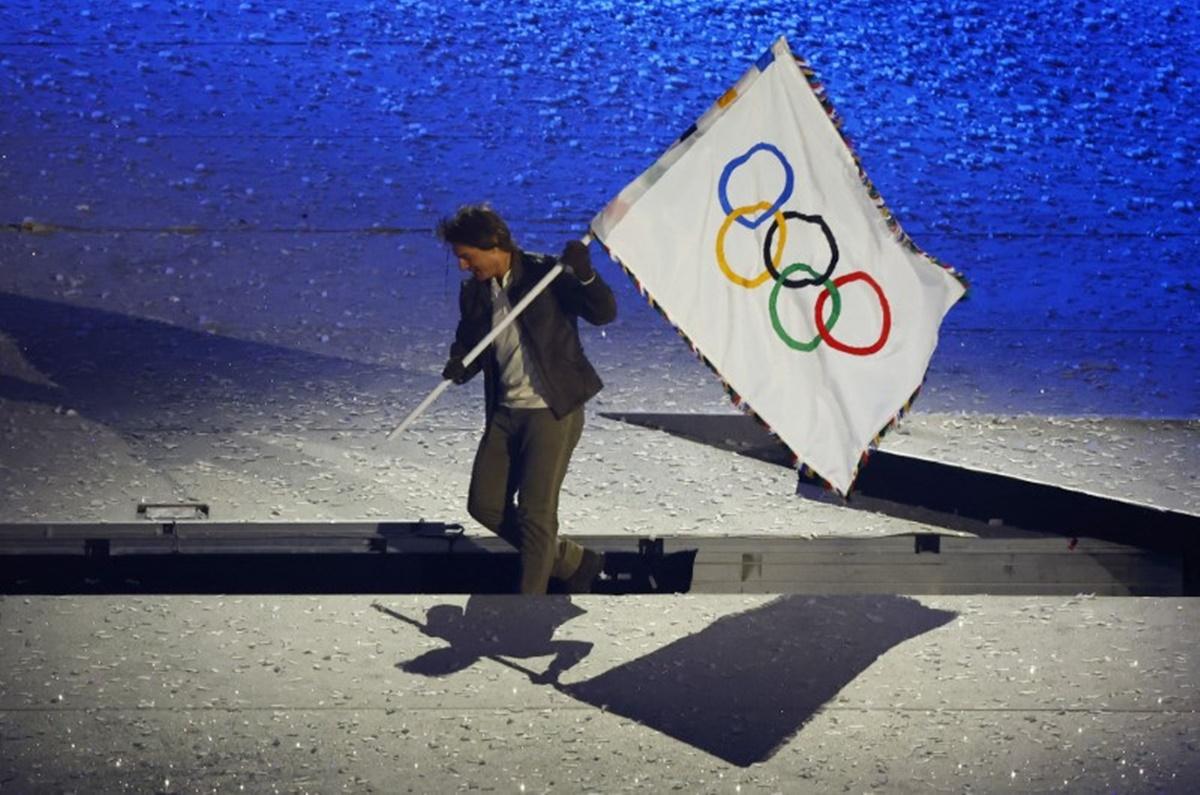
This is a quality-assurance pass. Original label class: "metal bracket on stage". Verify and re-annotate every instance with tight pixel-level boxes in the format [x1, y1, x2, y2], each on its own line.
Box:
[136, 501, 210, 522]
[135, 501, 211, 553]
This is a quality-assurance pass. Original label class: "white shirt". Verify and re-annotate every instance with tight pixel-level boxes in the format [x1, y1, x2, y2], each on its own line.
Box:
[490, 269, 549, 409]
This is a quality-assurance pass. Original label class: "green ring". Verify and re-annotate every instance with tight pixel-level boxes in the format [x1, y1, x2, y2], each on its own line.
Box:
[769, 263, 840, 351]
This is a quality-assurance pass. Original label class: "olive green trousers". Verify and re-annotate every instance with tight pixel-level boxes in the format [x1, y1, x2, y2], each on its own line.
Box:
[466, 405, 586, 594]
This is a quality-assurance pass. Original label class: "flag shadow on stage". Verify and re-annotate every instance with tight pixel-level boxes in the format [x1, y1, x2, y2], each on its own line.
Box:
[565, 594, 955, 766]
[378, 594, 956, 767]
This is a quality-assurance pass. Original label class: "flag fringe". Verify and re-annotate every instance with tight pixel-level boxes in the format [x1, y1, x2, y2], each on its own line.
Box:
[792, 53, 970, 295]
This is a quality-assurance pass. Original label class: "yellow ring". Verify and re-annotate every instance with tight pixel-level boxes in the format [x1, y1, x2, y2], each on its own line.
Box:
[715, 202, 788, 288]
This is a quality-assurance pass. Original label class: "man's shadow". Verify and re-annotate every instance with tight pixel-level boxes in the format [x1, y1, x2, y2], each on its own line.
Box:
[373, 596, 593, 685]
[375, 594, 956, 767]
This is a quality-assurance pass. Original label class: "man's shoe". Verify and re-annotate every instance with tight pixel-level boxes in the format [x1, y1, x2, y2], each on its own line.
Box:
[562, 549, 604, 594]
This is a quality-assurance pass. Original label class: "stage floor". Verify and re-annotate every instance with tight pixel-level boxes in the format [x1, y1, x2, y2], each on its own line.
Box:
[1, 363, 1195, 536]
[2, 593, 1197, 793]
[2, 0, 1198, 788]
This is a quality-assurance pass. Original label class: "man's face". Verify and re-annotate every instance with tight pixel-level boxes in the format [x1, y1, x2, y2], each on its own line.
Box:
[453, 244, 510, 282]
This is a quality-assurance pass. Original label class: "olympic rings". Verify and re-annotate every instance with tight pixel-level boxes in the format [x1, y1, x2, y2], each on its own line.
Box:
[713, 141, 892, 356]
[814, 272, 891, 356]
[763, 210, 840, 288]
[716, 202, 788, 288]
[718, 143, 794, 229]
[769, 263, 840, 352]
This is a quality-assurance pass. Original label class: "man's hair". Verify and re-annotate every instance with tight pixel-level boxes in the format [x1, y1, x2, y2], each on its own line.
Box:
[436, 204, 515, 252]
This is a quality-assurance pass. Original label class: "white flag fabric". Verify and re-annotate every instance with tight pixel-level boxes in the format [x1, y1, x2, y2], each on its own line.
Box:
[591, 37, 967, 494]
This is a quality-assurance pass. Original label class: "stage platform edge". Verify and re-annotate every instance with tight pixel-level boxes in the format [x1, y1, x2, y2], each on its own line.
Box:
[0, 521, 1187, 596]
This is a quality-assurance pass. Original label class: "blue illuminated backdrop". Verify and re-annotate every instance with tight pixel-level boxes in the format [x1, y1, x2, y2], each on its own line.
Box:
[1, 0, 1196, 416]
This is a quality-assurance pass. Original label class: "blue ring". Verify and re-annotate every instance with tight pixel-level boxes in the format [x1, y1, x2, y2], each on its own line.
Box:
[718, 142, 795, 230]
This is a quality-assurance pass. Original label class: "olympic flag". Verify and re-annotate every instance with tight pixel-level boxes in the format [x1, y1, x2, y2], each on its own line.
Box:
[590, 37, 967, 494]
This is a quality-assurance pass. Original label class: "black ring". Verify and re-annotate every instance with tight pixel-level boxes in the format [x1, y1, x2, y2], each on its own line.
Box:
[762, 211, 839, 288]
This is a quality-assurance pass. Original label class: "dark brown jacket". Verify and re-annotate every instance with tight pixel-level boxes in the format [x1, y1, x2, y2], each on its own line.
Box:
[450, 249, 617, 420]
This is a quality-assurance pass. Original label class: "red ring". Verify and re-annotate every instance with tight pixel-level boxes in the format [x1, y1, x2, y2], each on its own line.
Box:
[814, 271, 891, 356]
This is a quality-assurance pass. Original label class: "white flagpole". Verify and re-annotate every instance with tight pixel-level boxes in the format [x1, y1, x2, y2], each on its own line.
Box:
[386, 232, 593, 440]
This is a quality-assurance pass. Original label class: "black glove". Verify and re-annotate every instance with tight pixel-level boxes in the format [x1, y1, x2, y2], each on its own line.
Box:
[441, 357, 468, 384]
[561, 239, 594, 282]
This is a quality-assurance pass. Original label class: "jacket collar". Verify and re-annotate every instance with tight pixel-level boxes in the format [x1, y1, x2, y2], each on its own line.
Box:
[476, 249, 533, 304]
[507, 248, 527, 287]
[499, 248, 530, 298]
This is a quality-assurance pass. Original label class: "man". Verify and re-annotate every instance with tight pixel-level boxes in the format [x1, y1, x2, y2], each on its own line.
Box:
[437, 205, 617, 595]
